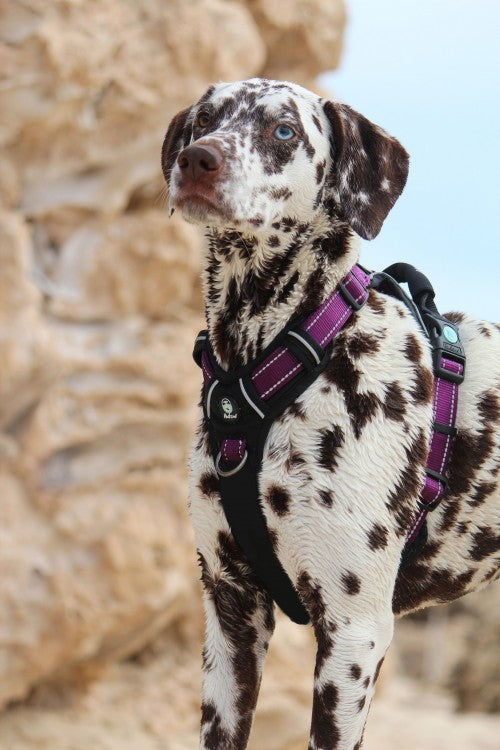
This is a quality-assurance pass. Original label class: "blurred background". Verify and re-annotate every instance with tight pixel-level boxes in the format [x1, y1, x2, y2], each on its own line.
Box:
[0, 1, 498, 749]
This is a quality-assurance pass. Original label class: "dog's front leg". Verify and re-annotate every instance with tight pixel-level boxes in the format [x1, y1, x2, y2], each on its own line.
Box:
[298, 570, 395, 750]
[192, 485, 275, 750]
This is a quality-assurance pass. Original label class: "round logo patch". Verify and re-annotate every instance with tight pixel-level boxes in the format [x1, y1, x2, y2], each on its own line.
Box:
[219, 396, 240, 421]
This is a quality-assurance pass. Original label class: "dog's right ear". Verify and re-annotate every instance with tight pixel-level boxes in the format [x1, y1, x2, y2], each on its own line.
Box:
[161, 107, 192, 185]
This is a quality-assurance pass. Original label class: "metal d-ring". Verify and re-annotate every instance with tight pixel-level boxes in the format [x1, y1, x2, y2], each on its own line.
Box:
[215, 449, 248, 477]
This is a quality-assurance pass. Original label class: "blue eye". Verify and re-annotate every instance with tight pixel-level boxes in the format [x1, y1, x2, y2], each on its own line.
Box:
[274, 124, 295, 140]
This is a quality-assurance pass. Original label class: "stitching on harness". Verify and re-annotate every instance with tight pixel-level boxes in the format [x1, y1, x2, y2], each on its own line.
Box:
[261, 363, 301, 398]
[439, 374, 456, 475]
[408, 508, 425, 540]
[202, 359, 211, 382]
[320, 306, 351, 346]
[254, 347, 287, 379]
[305, 292, 338, 331]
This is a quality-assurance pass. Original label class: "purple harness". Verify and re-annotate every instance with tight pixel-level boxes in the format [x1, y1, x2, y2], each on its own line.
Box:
[194, 263, 465, 621]
[199, 265, 370, 466]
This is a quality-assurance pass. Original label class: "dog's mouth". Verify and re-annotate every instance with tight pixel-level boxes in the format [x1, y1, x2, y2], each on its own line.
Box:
[173, 182, 229, 215]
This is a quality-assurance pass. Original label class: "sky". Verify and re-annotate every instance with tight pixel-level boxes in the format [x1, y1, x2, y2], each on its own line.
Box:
[321, 0, 499, 321]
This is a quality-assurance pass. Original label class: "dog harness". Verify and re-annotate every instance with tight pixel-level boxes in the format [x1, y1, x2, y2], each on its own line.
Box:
[193, 263, 465, 624]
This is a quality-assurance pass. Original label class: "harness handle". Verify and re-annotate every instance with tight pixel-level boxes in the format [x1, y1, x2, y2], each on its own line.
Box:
[382, 262, 439, 316]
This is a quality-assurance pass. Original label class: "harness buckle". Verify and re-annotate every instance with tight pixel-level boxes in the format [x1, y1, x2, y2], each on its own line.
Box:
[338, 280, 365, 311]
[417, 496, 443, 513]
[417, 468, 447, 512]
[428, 319, 466, 384]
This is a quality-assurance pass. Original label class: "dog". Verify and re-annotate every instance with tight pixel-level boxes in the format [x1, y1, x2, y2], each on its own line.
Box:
[161, 78, 499, 750]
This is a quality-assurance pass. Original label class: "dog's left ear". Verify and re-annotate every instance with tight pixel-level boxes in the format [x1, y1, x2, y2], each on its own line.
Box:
[161, 106, 192, 185]
[324, 101, 409, 240]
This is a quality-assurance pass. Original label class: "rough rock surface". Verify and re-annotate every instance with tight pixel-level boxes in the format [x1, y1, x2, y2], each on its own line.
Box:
[0, 0, 346, 709]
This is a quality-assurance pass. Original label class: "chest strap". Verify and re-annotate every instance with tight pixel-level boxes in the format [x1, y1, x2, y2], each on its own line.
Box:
[194, 265, 371, 624]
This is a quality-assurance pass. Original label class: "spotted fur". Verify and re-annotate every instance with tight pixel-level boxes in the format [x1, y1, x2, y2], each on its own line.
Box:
[162, 78, 499, 750]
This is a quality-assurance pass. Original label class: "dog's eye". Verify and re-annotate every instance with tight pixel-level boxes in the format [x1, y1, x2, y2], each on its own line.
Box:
[196, 111, 210, 128]
[274, 124, 295, 141]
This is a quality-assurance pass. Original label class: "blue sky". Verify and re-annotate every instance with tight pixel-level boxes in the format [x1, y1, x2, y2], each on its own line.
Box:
[321, 0, 499, 321]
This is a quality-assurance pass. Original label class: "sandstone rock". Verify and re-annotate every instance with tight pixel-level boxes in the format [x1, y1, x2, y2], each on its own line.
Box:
[248, 0, 346, 84]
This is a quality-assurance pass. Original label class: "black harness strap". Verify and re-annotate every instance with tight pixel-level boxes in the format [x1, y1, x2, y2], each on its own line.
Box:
[195, 331, 336, 624]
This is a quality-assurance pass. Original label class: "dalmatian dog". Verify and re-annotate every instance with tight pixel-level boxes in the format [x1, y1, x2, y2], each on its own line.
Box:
[161, 78, 499, 750]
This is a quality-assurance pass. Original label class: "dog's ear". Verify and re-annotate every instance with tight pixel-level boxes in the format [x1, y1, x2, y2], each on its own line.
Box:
[323, 101, 409, 240]
[161, 107, 192, 185]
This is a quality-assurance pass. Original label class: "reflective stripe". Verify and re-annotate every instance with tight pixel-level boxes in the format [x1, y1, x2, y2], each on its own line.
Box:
[206, 379, 219, 419]
[287, 330, 321, 365]
[239, 378, 265, 419]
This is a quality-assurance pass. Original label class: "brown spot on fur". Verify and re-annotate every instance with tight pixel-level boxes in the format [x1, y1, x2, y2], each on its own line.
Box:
[270, 187, 292, 200]
[286, 449, 307, 471]
[363, 676, 370, 689]
[342, 571, 361, 595]
[267, 484, 292, 516]
[319, 489, 334, 507]
[469, 527, 500, 561]
[393, 564, 475, 615]
[296, 266, 327, 318]
[447, 391, 496, 497]
[367, 290, 386, 314]
[297, 572, 337, 679]
[382, 381, 407, 421]
[367, 523, 389, 550]
[318, 425, 344, 471]
[386, 428, 428, 535]
[201, 702, 231, 749]
[411, 365, 433, 404]
[350, 664, 362, 680]
[325, 342, 381, 438]
[276, 269, 299, 304]
[310, 682, 341, 750]
[315, 230, 350, 263]
[287, 400, 307, 420]
[198, 471, 219, 498]
[312, 114, 323, 133]
[445, 311, 465, 325]
[404, 333, 422, 363]
[358, 695, 366, 712]
[348, 331, 381, 359]
[469, 480, 497, 507]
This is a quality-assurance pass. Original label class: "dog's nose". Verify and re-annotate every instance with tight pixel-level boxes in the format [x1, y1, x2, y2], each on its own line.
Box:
[177, 144, 223, 180]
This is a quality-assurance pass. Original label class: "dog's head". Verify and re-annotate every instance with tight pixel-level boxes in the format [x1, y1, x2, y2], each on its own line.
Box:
[162, 79, 409, 240]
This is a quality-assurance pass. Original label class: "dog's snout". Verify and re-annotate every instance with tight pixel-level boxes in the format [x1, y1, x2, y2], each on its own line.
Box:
[177, 144, 223, 180]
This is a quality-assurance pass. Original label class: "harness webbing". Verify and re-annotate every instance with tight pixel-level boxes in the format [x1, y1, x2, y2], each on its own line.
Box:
[374, 264, 465, 564]
[193, 262, 465, 621]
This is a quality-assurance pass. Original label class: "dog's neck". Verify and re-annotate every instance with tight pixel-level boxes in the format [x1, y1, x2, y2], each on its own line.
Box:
[201, 210, 360, 370]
